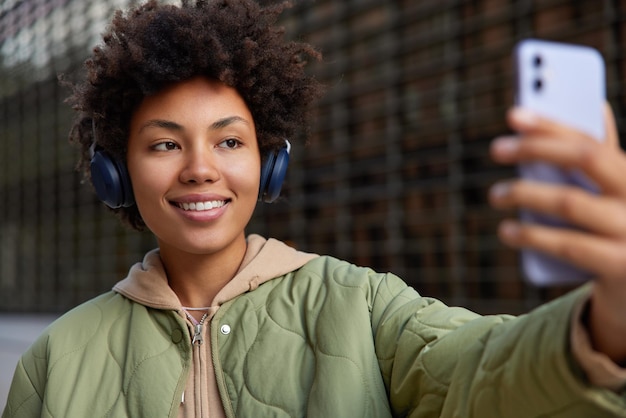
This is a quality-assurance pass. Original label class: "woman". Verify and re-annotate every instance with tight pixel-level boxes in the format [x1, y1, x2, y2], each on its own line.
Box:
[3, 0, 626, 417]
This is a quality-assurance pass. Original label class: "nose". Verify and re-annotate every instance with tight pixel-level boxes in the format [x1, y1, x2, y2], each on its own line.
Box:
[179, 147, 221, 184]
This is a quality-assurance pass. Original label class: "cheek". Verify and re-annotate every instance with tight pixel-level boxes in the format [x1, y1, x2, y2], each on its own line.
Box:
[227, 156, 261, 195]
[128, 162, 171, 208]
[130, 167, 174, 234]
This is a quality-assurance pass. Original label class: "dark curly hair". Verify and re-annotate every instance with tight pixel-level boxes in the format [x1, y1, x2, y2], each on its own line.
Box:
[66, 0, 322, 230]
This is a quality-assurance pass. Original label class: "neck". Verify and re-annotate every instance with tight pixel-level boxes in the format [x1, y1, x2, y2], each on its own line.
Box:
[159, 236, 248, 308]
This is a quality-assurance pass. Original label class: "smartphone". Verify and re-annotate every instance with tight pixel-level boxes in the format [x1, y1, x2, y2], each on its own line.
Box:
[513, 39, 606, 286]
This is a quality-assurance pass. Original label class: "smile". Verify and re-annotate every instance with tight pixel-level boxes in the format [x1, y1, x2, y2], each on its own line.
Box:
[176, 200, 227, 211]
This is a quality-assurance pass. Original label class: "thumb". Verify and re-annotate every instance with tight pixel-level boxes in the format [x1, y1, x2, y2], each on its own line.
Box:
[604, 102, 619, 148]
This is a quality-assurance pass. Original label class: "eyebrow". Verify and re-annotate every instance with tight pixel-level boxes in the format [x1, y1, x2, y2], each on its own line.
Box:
[139, 119, 183, 133]
[138, 116, 250, 133]
[210, 116, 250, 130]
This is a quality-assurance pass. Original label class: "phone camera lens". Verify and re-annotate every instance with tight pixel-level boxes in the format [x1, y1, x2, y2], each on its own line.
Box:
[533, 55, 543, 67]
[533, 78, 543, 92]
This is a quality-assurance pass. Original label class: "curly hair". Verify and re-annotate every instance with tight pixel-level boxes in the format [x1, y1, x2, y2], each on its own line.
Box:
[66, 0, 322, 230]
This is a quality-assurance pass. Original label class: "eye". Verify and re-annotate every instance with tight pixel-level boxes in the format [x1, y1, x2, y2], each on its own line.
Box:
[219, 138, 242, 149]
[152, 141, 179, 151]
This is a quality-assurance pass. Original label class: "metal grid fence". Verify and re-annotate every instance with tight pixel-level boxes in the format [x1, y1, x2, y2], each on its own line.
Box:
[1, 0, 625, 314]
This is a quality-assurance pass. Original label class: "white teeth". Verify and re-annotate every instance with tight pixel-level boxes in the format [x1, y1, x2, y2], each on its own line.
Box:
[178, 200, 226, 212]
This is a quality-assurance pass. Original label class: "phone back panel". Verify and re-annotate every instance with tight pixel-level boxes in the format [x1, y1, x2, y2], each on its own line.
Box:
[515, 39, 605, 139]
[514, 39, 606, 286]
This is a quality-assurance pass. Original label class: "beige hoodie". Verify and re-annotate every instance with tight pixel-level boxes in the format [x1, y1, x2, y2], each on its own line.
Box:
[112, 234, 318, 418]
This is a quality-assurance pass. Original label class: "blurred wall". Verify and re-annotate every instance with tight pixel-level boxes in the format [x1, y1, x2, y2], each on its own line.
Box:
[1, 0, 624, 314]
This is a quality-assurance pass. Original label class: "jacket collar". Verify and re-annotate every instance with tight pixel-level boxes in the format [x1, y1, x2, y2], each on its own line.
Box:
[112, 234, 318, 310]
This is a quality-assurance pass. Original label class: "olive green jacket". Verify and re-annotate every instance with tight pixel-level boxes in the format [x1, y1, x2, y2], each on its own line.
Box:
[3, 251, 626, 417]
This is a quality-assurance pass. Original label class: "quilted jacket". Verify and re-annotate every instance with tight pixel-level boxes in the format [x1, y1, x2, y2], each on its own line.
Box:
[3, 243, 626, 417]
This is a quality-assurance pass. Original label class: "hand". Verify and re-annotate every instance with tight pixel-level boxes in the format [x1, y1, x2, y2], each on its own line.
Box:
[489, 104, 626, 364]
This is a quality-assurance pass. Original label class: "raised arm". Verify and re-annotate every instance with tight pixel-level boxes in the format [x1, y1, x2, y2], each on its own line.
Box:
[490, 105, 626, 366]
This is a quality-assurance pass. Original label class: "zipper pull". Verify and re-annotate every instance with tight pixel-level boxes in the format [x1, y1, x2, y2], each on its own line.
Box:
[192, 323, 204, 345]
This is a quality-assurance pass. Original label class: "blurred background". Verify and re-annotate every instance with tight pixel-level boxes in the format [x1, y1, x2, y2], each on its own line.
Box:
[1, 0, 625, 320]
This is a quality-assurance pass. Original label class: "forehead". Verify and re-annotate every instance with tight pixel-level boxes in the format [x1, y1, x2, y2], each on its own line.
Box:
[131, 76, 255, 129]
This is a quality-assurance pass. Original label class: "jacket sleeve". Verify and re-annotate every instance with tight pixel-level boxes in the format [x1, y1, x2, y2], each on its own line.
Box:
[2, 342, 46, 418]
[371, 273, 626, 417]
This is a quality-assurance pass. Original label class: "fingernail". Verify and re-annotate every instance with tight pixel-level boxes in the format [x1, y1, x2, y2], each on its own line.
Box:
[492, 137, 520, 155]
[511, 108, 537, 126]
[499, 220, 521, 240]
[490, 182, 511, 200]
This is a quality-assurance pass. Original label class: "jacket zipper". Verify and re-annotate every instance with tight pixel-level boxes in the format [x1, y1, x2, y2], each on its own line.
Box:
[182, 310, 209, 415]
[192, 315, 207, 345]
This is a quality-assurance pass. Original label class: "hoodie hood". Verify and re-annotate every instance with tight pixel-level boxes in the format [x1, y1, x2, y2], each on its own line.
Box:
[113, 234, 319, 310]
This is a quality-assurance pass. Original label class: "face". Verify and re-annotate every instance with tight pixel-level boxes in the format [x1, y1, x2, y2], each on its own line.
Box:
[126, 76, 261, 257]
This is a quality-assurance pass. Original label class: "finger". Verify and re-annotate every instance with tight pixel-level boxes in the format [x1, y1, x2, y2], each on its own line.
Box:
[498, 220, 626, 279]
[490, 134, 591, 166]
[490, 180, 626, 238]
[507, 105, 619, 149]
[507, 108, 594, 143]
[490, 136, 626, 197]
[604, 102, 619, 148]
[490, 136, 521, 164]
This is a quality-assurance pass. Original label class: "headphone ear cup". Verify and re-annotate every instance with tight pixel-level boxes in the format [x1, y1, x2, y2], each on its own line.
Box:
[259, 145, 290, 203]
[114, 158, 135, 208]
[90, 150, 135, 209]
[259, 151, 276, 202]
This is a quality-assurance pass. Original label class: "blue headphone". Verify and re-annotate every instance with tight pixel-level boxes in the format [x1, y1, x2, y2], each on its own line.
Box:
[90, 144, 136, 209]
[90, 126, 291, 208]
[258, 140, 291, 203]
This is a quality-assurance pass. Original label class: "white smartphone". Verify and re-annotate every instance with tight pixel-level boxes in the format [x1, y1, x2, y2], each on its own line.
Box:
[513, 39, 606, 286]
